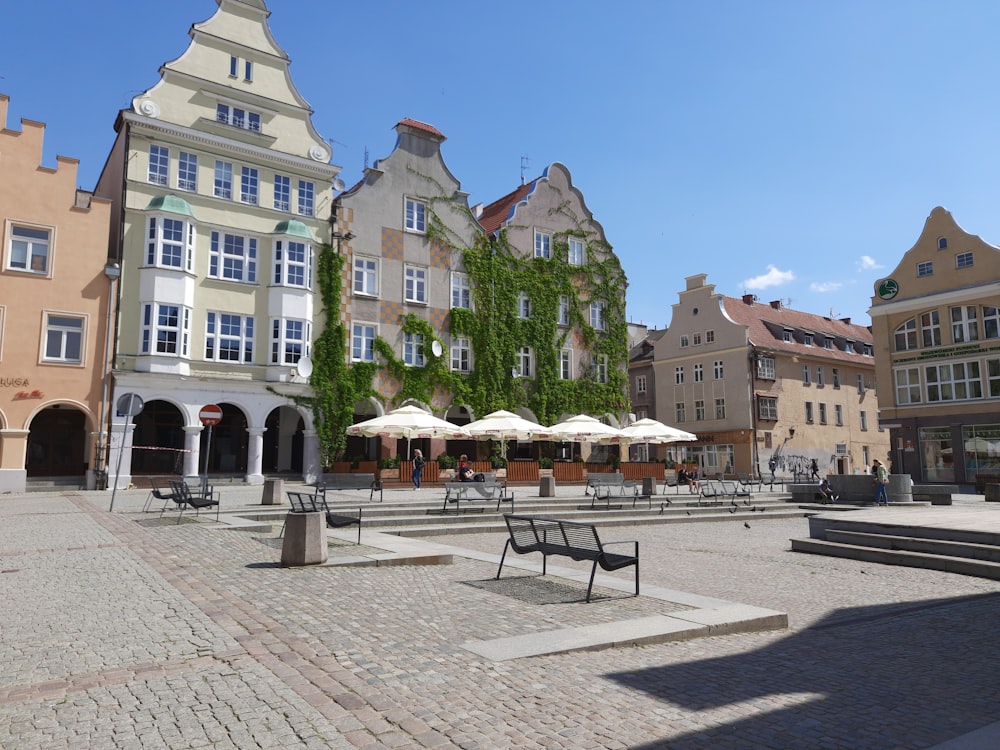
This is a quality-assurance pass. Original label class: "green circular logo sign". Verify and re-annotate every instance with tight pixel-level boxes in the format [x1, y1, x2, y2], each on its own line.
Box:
[877, 278, 899, 300]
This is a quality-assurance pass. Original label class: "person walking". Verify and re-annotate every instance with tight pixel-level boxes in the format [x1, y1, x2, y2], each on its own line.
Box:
[412, 449, 425, 490]
[768, 457, 777, 484]
[810, 458, 819, 480]
[872, 459, 889, 506]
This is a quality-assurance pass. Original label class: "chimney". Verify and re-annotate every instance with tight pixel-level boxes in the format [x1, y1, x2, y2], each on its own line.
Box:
[472, 202, 483, 218]
[742, 294, 755, 305]
[840, 317, 851, 325]
[770, 300, 781, 310]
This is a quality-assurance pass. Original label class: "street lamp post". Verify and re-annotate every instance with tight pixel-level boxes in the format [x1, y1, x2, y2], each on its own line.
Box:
[94, 262, 121, 489]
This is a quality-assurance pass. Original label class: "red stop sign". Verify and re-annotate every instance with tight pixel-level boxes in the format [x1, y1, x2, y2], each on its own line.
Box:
[199, 403, 223, 426]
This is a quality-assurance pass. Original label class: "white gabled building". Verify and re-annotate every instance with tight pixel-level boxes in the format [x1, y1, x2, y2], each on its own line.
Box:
[95, 0, 339, 487]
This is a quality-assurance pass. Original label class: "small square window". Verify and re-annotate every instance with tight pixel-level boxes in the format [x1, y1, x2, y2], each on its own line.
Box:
[8, 224, 51, 274]
[956, 252, 974, 269]
[917, 261, 933, 277]
[43, 313, 84, 363]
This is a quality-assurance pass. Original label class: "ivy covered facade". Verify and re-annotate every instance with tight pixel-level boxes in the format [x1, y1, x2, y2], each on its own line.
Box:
[322, 119, 629, 464]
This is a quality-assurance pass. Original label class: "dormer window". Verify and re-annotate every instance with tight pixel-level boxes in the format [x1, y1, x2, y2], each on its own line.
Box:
[216, 103, 261, 132]
[804, 333, 814, 346]
[824, 337, 834, 350]
[782, 328, 793, 343]
[845, 340, 855, 354]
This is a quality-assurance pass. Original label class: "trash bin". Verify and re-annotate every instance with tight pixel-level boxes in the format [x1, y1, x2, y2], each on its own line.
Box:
[262, 478, 285, 505]
[539, 475, 556, 497]
[642, 477, 656, 497]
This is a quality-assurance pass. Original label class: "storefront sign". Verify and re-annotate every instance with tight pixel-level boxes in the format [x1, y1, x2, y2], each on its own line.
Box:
[14, 390, 43, 400]
[876, 278, 899, 300]
[1, 377, 30, 388]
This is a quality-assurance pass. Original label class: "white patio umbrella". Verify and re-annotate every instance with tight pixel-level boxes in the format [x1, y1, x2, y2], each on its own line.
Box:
[464, 410, 553, 441]
[619, 418, 697, 445]
[546, 414, 625, 443]
[345, 404, 470, 458]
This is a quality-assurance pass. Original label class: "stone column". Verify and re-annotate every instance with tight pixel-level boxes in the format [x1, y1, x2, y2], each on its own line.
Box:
[183, 425, 202, 481]
[106, 420, 137, 490]
[302, 430, 320, 485]
[246, 427, 265, 485]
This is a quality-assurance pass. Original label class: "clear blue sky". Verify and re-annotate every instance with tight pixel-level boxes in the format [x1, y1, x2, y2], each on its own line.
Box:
[4, 1, 1000, 330]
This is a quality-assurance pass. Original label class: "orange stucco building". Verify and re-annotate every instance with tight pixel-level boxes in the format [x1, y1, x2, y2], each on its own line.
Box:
[0, 94, 113, 493]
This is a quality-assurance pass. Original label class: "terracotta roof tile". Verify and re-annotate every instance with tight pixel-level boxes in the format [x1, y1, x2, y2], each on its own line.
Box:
[397, 118, 445, 139]
[722, 296, 873, 364]
[478, 182, 533, 234]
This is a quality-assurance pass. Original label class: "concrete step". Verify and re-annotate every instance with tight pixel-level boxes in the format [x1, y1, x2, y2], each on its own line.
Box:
[790, 537, 1000, 580]
[825, 529, 1000, 564]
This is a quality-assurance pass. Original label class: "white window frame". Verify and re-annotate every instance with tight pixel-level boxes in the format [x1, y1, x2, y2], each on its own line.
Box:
[177, 151, 197, 192]
[214, 160, 233, 200]
[925, 361, 983, 402]
[675, 366, 684, 385]
[679, 335, 689, 348]
[675, 402, 686, 423]
[758, 396, 778, 421]
[146, 216, 194, 271]
[451, 272, 472, 310]
[802, 364, 810, 385]
[951, 305, 979, 344]
[714, 360, 724, 380]
[210, 231, 258, 283]
[568, 237, 584, 265]
[216, 103, 261, 132]
[558, 296, 570, 326]
[404, 198, 426, 233]
[451, 336, 471, 372]
[715, 397, 726, 420]
[404, 265, 427, 304]
[590, 301, 605, 331]
[636, 375, 646, 394]
[694, 399, 705, 421]
[984, 306, 1000, 340]
[706, 330, 715, 343]
[857, 373, 865, 394]
[403, 332, 425, 367]
[297, 180, 314, 217]
[559, 349, 572, 380]
[805, 401, 814, 424]
[517, 346, 534, 378]
[833, 368, 841, 388]
[534, 230, 551, 259]
[240, 166, 259, 205]
[205, 311, 254, 363]
[6, 222, 52, 275]
[42, 312, 85, 364]
[693, 363, 703, 382]
[141, 302, 190, 357]
[693, 332, 702, 346]
[956, 252, 974, 269]
[352, 323, 376, 362]
[353, 257, 379, 297]
[819, 402, 827, 425]
[518, 293, 532, 319]
[595, 354, 608, 384]
[274, 174, 291, 211]
[917, 260, 933, 277]
[757, 356, 775, 379]
[271, 318, 310, 365]
[817, 367, 825, 386]
[895, 367, 921, 405]
[148, 144, 168, 186]
[921, 310, 942, 347]
[273, 239, 311, 288]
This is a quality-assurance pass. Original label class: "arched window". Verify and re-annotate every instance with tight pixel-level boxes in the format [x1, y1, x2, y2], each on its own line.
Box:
[894, 318, 917, 351]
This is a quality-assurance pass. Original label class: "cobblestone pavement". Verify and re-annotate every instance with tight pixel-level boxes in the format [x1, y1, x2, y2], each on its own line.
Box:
[2, 488, 1000, 749]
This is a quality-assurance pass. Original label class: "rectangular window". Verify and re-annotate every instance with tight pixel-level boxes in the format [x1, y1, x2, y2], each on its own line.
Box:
[451, 337, 471, 372]
[451, 273, 471, 309]
[517, 293, 532, 319]
[517, 346, 533, 378]
[956, 252, 974, 269]
[679, 335, 689, 348]
[559, 349, 572, 380]
[895, 367, 921, 405]
[705, 330, 715, 343]
[987, 358, 1000, 398]
[214, 160, 233, 199]
[832, 368, 840, 388]
[782, 329, 793, 343]
[590, 301, 605, 331]
[405, 198, 426, 233]
[595, 354, 608, 384]
[273, 239, 310, 287]
[917, 261, 933, 277]
[819, 403, 827, 425]
[568, 238, 584, 265]
[404, 332, 425, 367]
[146, 216, 191, 270]
[271, 318, 309, 365]
[205, 312, 253, 363]
[802, 364, 810, 385]
[177, 151, 197, 191]
[693, 363, 703, 382]
[845, 341, 855, 354]
[274, 174, 291, 211]
[824, 337, 834, 350]
[715, 398, 726, 420]
[859, 410, 868, 431]
[675, 402, 686, 423]
[240, 166, 259, 205]
[804, 333, 814, 346]
[756, 356, 775, 379]
[558, 296, 570, 326]
[921, 310, 941, 347]
[210, 231, 257, 283]
[675, 366, 684, 385]
[148, 145, 168, 185]
[758, 396, 778, 421]
[216, 103, 260, 132]
[985, 306, 1000, 340]
[534, 230, 551, 259]
[951, 305, 979, 343]
[297, 180, 314, 217]
[351, 323, 376, 362]
[857, 373, 865, 394]
[926, 361, 983, 402]
[835, 404, 843, 426]
[353, 257, 378, 297]
[714, 360, 724, 379]
[805, 401, 814, 423]
[229, 55, 238, 77]
[695, 399, 705, 421]
[404, 266, 427, 303]
[244, 60, 253, 82]
[693, 332, 702, 346]
[141, 303, 190, 356]
[817, 367, 825, 386]
[8, 224, 50, 274]
[636, 375, 647, 394]
[43, 313, 84, 363]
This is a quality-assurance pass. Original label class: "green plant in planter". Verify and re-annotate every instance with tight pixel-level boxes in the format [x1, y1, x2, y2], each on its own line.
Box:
[538, 456, 553, 469]
[379, 456, 400, 469]
[437, 453, 457, 469]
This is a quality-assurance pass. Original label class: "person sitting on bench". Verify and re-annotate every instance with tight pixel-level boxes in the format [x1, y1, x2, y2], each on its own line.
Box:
[819, 477, 837, 504]
[677, 467, 700, 494]
[455, 454, 474, 482]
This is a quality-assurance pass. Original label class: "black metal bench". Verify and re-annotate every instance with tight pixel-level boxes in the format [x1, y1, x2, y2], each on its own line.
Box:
[164, 480, 220, 523]
[496, 514, 639, 603]
[315, 472, 382, 502]
[285, 491, 361, 543]
[443, 478, 513, 513]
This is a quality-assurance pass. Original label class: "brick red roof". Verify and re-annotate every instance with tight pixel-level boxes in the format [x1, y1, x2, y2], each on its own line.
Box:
[397, 118, 445, 139]
[477, 182, 533, 234]
[721, 296, 873, 363]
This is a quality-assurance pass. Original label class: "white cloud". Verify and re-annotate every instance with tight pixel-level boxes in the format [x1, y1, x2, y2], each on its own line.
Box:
[743, 265, 795, 290]
[810, 281, 843, 293]
[858, 255, 883, 271]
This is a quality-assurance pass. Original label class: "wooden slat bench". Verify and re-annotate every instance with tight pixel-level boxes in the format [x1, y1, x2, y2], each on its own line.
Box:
[285, 491, 361, 543]
[315, 472, 382, 502]
[496, 514, 639, 603]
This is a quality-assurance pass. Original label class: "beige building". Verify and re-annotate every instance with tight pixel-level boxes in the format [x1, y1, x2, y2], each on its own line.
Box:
[870, 207, 1000, 486]
[0, 94, 113, 492]
[94, 0, 339, 487]
[651, 274, 887, 478]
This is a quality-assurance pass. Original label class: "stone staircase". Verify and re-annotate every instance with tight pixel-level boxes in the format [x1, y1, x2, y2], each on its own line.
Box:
[791, 510, 1000, 580]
